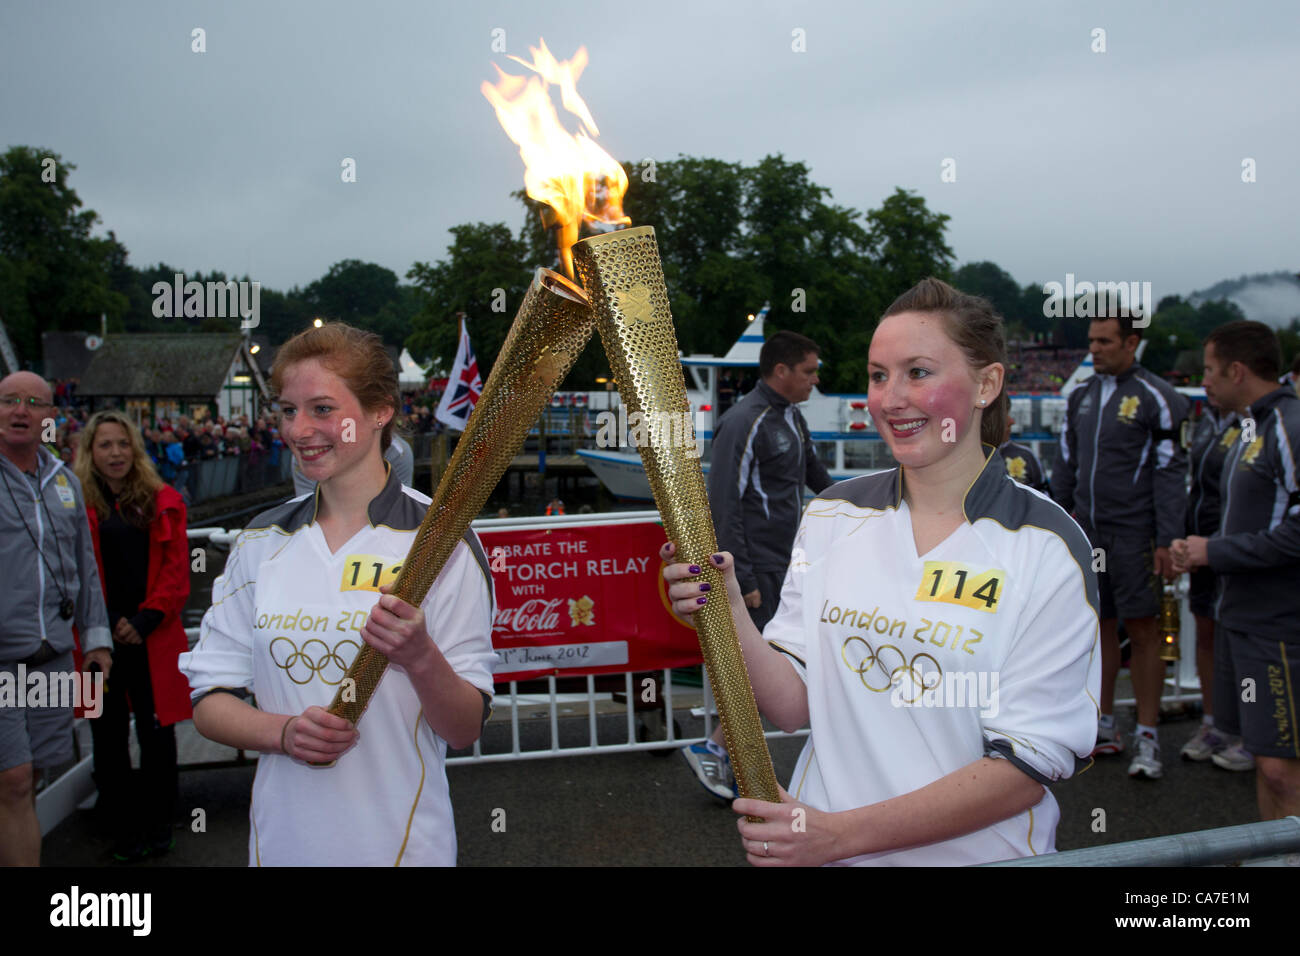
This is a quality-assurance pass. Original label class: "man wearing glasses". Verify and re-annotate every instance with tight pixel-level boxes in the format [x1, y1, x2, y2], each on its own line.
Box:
[0, 372, 112, 866]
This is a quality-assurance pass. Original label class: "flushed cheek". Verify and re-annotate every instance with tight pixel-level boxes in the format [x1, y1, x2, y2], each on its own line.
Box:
[921, 383, 976, 434]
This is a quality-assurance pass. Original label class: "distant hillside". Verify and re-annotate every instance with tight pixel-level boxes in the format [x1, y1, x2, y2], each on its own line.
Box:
[1188, 271, 1300, 328]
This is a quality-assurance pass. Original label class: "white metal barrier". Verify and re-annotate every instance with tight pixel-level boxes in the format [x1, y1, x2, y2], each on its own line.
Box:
[181, 523, 1200, 764]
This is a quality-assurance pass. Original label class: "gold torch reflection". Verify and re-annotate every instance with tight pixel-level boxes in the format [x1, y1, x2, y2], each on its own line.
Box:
[573, 226, 781, 805]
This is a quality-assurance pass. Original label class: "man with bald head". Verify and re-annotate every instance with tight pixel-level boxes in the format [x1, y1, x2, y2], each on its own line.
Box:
[0, 372, 112, 866]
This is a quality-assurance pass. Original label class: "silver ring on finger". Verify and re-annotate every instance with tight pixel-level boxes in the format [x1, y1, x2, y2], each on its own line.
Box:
[763, 841, 770, 856]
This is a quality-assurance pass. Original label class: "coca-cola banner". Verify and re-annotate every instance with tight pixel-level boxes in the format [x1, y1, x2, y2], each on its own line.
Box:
[476, 518, 704, 682]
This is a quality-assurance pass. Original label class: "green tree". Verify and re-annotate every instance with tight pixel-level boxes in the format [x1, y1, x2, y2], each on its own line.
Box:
[406, 222, 533, 378]
[302, 259, 412, 345]
[0, 146, 126, 361]
[954, 261, 1027, 327]
[865, 188, 954, 296]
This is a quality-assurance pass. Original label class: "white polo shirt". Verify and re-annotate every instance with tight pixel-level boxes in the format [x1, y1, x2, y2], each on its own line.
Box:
[765, 449, 1101, 865]
[179, 471, 496, 866]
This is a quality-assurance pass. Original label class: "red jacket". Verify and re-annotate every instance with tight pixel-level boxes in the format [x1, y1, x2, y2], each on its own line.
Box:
[77, 484, 194, 726]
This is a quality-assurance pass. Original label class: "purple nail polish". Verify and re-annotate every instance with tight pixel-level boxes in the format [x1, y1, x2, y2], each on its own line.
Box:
[711, 554, 724, 565]
[699, 582, 711, 592]
[697, 596, 708, 605]
[688, 565, 701, 575]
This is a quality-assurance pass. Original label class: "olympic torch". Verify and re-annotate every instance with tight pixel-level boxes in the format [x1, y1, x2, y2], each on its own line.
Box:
[322, 269, 594, 730]
[481, 39, 779, 803]
[573, 228, 781, 805]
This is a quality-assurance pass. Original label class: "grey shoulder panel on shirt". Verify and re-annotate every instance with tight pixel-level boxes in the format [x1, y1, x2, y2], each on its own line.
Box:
[461, 528, 495, 614]
[968, 465, 1100, 617]
[245, 494, 316, 535]
[373, 484, 426, 531]
[813, 469, 900, 510]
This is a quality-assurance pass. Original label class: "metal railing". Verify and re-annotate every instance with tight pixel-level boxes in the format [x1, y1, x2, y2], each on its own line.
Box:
[984, 817, 1300, 867]
[179, 454, 294, 504]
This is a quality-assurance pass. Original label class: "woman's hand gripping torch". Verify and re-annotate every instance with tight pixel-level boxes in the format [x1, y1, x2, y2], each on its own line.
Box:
[309, 268, 595, 766]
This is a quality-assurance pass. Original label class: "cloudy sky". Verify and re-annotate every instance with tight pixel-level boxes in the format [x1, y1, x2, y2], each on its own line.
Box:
[2, 0, 1296, 307]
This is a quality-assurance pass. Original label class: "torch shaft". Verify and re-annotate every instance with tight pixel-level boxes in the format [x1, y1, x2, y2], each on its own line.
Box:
[572, 226, 781, 805]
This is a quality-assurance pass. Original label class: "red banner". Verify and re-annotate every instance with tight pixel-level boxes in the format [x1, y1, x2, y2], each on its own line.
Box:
[476, 519, 703, 682]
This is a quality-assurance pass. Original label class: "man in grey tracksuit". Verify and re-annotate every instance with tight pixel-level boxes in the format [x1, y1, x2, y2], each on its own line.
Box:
[0, 372, 112, 865]
[681, 331, 834, 800]
[1174, 321, 1300, 820]
[708, 334, 835, 633]
[1050, 316, 1190, 779]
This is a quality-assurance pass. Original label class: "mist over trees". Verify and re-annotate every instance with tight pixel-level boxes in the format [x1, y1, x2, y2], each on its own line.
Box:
[4, 143, 1295, 387]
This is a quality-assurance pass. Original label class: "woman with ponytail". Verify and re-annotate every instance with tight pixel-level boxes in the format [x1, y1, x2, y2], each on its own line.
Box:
[663, 278, 1100, 865]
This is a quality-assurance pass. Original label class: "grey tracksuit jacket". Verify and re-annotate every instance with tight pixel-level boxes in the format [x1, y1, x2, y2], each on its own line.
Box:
[1187, 407, 1239, 538]
[707, 380, 834, 595]
[1208, 387, 1300, 638]
[1050, 363, 1190, 547]
[0, 446, 111, 660]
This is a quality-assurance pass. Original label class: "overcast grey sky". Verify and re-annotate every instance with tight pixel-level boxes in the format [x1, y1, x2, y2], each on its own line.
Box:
[2, 0, 1296, 305]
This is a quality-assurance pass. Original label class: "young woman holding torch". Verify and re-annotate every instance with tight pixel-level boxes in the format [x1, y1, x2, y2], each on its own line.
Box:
[180, 323, 497, 866]
[662, 279, 1100, 865]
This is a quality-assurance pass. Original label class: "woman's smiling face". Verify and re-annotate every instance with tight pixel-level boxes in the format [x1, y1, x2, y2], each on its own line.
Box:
[868, 311, 996, 469]
[277, 358, 384, 484]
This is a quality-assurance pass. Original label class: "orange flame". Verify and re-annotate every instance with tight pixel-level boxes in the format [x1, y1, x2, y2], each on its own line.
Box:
[482, 40, 629, 277]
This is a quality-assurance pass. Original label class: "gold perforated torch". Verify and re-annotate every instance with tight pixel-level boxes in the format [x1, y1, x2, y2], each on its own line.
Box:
[481, 39, 780, 804]
[573, 228, 781, 805]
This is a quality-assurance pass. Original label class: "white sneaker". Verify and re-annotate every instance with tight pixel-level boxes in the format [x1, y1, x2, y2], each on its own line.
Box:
[681, 743, 736, 800]
[1180, 723, 1228, 761]
[1128, 732, 1163, 779]
[1211, 739, 1256, 772]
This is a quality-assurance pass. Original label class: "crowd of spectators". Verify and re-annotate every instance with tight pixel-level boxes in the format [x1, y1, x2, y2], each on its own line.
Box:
[1003, 346, 1087, 391]
[40, 381, 446, 505]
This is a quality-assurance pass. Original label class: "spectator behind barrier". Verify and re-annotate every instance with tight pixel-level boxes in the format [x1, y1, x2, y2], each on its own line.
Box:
[0, 371, 113, 866]
[74, 411, 193, 862]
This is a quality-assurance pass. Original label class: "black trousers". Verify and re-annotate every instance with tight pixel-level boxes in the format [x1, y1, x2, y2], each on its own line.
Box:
[90, 642, 178, 841]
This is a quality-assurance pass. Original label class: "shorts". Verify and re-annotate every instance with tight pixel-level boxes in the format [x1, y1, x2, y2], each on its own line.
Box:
[1188, 567, 1218, 620]
[1213, 627, 1300, 759]
[1082, 528, 1160, 620]
[0, 650, 77, 773]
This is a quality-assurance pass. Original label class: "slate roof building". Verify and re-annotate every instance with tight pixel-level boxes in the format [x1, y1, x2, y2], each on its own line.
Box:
[41, 330, 102, 382]
[77, 333, 270, 424]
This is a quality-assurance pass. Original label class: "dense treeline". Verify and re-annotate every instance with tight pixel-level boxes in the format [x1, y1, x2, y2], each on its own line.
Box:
[3, 145, 1296, 388]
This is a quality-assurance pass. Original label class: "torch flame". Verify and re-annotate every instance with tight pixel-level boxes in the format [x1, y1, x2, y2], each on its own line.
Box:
[482, 40, 629, 277]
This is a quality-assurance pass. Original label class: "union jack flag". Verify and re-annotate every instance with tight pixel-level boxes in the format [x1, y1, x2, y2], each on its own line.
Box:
[434, 321, 482, 431]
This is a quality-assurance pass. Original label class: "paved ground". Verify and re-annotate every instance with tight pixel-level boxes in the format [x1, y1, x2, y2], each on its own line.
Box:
[42, 700, 1263, 867]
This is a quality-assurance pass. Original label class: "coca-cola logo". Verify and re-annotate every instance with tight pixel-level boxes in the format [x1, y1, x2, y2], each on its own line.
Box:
[494, 598, 564, 633]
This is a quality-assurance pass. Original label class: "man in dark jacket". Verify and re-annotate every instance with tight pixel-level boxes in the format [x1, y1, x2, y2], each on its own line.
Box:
[1174, 321, 1300, 820]
[681, 330, 834, 799]
[1051, 314, 1190, 779]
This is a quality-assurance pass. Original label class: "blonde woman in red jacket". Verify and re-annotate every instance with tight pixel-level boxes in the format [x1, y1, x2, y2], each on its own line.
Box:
[74, 411, 193, 862]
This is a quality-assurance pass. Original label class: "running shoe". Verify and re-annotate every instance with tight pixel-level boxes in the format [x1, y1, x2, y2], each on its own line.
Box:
[1127, 732, 1163, 779]
[681, 742, 736, 801]
[1211, 740, 1256, 772]
[1091, 720, 1124, 756]
[1180, 723, 1228, 761]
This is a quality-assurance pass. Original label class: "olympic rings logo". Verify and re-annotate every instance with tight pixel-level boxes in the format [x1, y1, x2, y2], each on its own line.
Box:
[840, 635, 942, 703]
[269, 637, 360, 685]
